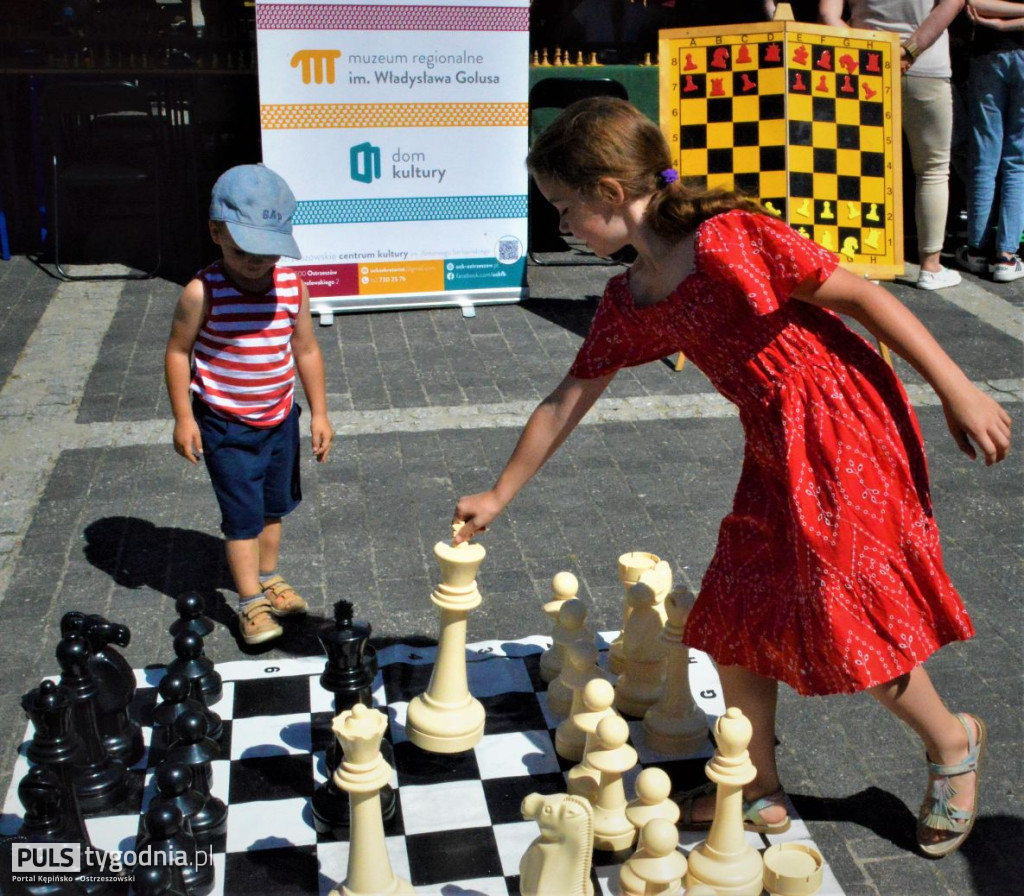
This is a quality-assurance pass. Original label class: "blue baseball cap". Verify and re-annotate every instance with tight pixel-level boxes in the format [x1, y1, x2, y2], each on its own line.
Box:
[209, 164, 302, 259]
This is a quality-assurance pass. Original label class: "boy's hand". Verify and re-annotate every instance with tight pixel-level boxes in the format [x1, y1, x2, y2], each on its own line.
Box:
[311, 413, 334, 462]
[173, 418, 203, 464]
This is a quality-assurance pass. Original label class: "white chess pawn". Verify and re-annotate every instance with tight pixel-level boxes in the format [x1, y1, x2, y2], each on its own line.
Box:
[539, 571, 581, 683]
[329, 704, 413, 896]
[642, 589, 710, 755]
[614, 575, 668, 718]
[586, 714, 639, 852]
[685, 707, 764, 895]
[618, 817, 687, 896]
[546, 598, 593, 716]
[555, 640, 609, 762]
[625, 767, 680, 834]
[567, 678, 621, 799]
[610, 551, 669, 674]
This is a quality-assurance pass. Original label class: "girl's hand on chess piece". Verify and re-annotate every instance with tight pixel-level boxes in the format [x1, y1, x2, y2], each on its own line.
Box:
[452, 490, 503, 543]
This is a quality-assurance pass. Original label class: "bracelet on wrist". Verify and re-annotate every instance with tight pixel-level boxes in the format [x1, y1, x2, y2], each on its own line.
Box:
[902, 40, 922, 62]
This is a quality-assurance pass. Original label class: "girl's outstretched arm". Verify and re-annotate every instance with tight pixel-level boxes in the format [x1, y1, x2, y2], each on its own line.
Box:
[453, 372, 615, 542]
[796, 266, 1012, 464]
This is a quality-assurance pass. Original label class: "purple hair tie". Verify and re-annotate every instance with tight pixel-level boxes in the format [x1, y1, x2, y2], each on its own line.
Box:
[658, 168, 679, 187]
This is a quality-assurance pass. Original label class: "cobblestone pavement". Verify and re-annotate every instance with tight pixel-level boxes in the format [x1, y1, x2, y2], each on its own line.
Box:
[0, 253, 1021, 895]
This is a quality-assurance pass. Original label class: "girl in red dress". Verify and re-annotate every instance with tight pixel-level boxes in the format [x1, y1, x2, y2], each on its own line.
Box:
[453, 98, 1011, 857]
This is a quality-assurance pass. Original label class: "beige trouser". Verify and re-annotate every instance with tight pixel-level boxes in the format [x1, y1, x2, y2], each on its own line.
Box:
[901, 76, 954, 257]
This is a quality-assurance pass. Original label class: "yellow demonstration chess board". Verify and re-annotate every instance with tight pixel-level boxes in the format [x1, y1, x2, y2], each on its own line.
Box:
[659, 20, 904, 279]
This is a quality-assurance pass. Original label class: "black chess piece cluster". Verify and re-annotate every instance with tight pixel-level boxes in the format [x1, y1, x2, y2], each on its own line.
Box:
[312, 600, 396, 838]
[2, 596, 224, 896]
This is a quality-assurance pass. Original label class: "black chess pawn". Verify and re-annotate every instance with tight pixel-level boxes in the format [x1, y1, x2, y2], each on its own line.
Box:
[55, 634, 128, 812]
[169, 592, 214, 639]
[152, 674, 223, 753]
[60, 612, 144, 767]
[133, 865, 186, 896]
[164, 711, 227, 839]
[166, 631, 222, 705]
[21, 679, 90, 843]
[135, 805, 214, 896]
[318, 600, 377, 712]
[149, 761, 226, 848]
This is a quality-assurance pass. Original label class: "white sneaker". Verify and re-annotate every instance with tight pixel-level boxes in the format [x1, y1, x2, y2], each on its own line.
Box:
[992, 255, 1024, 283]
[955, 245, 988, 275]
[916, 266, 962, 290]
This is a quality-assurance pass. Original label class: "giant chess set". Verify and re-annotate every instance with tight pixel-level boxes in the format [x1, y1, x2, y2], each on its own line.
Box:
[1, 529, 845, 895]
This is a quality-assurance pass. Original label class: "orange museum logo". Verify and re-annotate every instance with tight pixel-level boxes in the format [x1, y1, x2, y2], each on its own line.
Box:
[291, 49, 342, 84]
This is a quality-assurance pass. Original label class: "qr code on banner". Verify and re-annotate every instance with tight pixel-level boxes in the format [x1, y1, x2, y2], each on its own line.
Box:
[496, 237, 523, 263]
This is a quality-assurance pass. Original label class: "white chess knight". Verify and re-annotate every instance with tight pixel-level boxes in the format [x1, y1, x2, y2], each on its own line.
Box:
[329, 704, 413, 896]
[406, 524, 486, 753]
[519, 791, 595, 896]
[685, 707, 764, 895]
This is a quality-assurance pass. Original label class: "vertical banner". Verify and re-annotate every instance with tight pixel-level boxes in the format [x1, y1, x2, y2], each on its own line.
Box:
[255, 1, 530, 317]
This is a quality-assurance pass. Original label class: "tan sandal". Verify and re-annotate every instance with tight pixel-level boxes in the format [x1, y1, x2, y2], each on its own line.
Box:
[238, 597, 283, 645]
[676, 781, 791, 834]
[261, 575, 308, 616]
[917, 713, 986, 858]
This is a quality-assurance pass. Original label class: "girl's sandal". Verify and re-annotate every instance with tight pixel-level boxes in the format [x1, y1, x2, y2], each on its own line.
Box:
[917, 713, 986, 859]
[676, 782, 791, 834]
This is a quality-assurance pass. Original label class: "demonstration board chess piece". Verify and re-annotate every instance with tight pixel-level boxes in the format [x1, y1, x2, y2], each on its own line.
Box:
[329, 704, 413, 896]
[685, 707, 764, 895]
[136, 804, 214, 896]
[626, 767, 680, 833]
[169, 592, 214, 639]
[609, 552, 671, 674]
[618, 817, 688, 896]
[21, 679, 90, 843]
[406, 523, 486, 753]
[153, 672, 223, 753]
[164, 710, 228, 839]
[547, 599, 595, 717]
[613, 574, 669, 718]
[642, 588, 709, 755]
[539, 571, 580, 682]
[167, 631, 222, 705]
[587, 714, 639, 853]
[567, 678, 621, 799]
[149, 760, 226, 848]
[519, 792, 595, 896]
[60, 612, 143, 766]
[55, 633, 128, 812]
[555, 639, 610, 761]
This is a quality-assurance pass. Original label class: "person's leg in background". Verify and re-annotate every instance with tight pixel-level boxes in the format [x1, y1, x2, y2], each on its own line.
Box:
[962, 53, 1006, 272]
[991, 50, 1024, 282]
[903, 75, 962, 289]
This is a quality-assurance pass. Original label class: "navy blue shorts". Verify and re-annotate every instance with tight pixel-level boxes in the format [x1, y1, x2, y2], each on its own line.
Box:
[195, 399, 302, 540]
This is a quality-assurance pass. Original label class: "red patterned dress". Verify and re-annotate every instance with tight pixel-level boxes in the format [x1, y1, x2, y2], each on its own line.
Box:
[569, 211, 973, 695]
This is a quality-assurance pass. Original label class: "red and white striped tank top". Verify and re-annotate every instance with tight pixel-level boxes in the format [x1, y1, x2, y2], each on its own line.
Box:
[190, 262, 301, 428]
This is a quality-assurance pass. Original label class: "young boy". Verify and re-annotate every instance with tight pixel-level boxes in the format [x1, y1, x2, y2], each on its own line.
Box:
[165, 164, 334, 645]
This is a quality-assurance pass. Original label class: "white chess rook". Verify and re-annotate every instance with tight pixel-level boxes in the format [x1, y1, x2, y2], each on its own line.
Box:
[329, 704, 413, 896]
[406, 529, 486, 753]
[610, 552, 671, 674]
[685, 707, 764, 895]
[642, 589, 709, 755]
